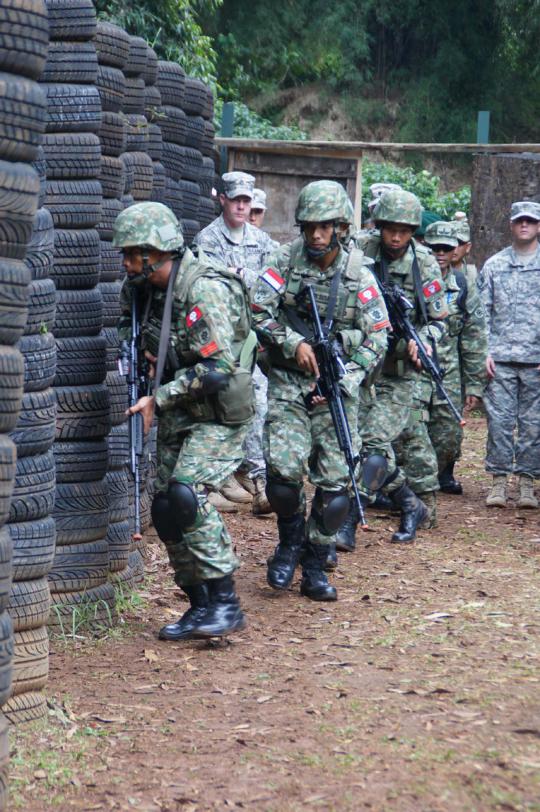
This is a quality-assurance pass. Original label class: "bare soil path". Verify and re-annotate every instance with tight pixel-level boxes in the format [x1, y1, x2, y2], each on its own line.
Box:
[10, 418, 540, 811]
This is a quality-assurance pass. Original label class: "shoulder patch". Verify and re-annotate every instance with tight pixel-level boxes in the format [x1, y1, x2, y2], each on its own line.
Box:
[358, 285, 379, 304]
[186, 306, 203, 328]
[422, 280, 442, 298]
[373, 319, 391, 331]
[200, 340, 219, 357]
[261, 268, 285, 291]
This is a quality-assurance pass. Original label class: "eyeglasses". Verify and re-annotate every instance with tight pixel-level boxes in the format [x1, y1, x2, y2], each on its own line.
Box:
[430, 244, 455, 253]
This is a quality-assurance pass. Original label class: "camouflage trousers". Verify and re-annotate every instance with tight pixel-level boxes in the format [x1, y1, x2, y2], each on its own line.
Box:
[393, 399, 439, 494]
[484, 362, 540, 477]
[264, 368, 360, 546]
[359, 372, 416, 493]
[154, 409, 249, 586]
[428, 391, 464, 473]
[239, 365, 267, 480]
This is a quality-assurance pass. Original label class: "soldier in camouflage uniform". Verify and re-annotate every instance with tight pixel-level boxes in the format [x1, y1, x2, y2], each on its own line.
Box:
[450, 218, 478, 290]
[479, 200, 540, 508]
[113, 202, 256, 639]
[251, 180, 389, 601]
[194, 171, 275, 514]
[336, 189, 448, 549]
[394, 221, 487, 512]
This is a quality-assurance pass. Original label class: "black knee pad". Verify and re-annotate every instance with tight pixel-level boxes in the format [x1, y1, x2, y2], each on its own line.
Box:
[167, 480, 199, 529]
[266, 478, 301, 518]
[312, 488, 350, 534]
[151, 492, 178, 542]
[361, 453, 388, 493]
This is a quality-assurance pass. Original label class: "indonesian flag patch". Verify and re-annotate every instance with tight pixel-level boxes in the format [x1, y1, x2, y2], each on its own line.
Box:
[186, 306, 203, 328]
[261, 268, 285, 291]
[358, 285, 379, 304]
[423, 279, 442, 298]
[373, 319, 391, 331]
[200, 340, 219, 357]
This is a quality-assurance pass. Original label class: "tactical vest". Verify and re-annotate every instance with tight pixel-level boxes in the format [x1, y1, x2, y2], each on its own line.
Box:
[444, 269, 468, 339]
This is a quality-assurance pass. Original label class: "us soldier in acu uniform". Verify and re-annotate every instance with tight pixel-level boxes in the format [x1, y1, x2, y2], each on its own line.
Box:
[251, 181, 389, 602]
[114, 202, 256, 640]
[337, 190, 448, 548]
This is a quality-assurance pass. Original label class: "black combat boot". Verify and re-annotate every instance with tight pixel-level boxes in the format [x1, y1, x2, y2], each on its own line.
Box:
[438, 462, 463, 495]
[335, 497, 360, 552]
[267, 515, 305, 590]
[300, 542, 337, 601]
[371, 490, 394, 511]
[191, 575, 246, 638]
[389, 483, 428, 543]
[158, 584, 209, 641]
[324, 543, 338, 571]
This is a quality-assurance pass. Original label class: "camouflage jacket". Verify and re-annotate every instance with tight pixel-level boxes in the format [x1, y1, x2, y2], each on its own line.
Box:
[193, 214, 276, 290]
[479, 244, 540, 363]
[250, 238, 389, 396]
[452, 258, 478, 291]
[359, 234, 448, 376]
[118, 247, 253, 419]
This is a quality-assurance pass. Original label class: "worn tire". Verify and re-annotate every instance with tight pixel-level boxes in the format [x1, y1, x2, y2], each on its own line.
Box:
[100, 241, 123, 283]
[177, 179, 200, 219]
[0, 160, 40, 259]
[9, 388, 56, 458]
[0, 611, 13, 707]
[0, 0, 49, 81]
[185, 115, 204, 151]
[107, 519, 130, 573]
[107, 422, 128, 470]
[0, 534, 13, 616]
[121, 151, 153, 201]
[158, 105, 186, 146]
[180, 147, 203, 183]
[106, 470, 128, 523]
[182, 77, 207, 116]
[99, 155, 125, 199]
[0, 259, 31, 345]
[8, 577, 50, 632]
[96, 197, 122, 241]
[54, 335, 106, 386]
[99, 281, 122, 328]
[123, 76, 145, 115]
[96, 64, 125, 113]
[54, 288, 103, 337]
[10, 516, 55, 580]
[147, 124, 163, 162]
[144, 46, 158, 86]
[197, 196, 215, 229]
[41, 41, 98, 85]
[53, 478, 109, 545]
[144, 85, 161, 123]
[125, 114, 149, 152]
[46, 0, 96, 41]
[24, 278, 56, 336]
[181, 218, 200, 247]
[44, 179, 102, 229]
[18, 330, 56, 393]
[0, 72, 46, 163]
[25, 206, 54, 281]
[106, 370, 128, 428]
[162, 141, 186, 182]
[43, 82, 102, 134]
[99, 111, 126, 157]
[55, 383, 111, 441]
[52, 227, 100, 290]
[151, 161, 166, 204]
[157, 61, 185, 107]
[0, 345, 25, 430]
[124, 36, 147, 78]
[102, 326, 120, 372]
[54, 438, 108, 483]
[3, 690, 47, 724]
[9, 450, 56, 523]
[200, 119, 215, 158]
[163, 177, 183, 218]
[48, 581, 116, 632]
[11, 626, 48, 696]
[0, 436, 16, 529]
[41, 132, 101, 179]
[199, 156, 215, 197]
[94, 21, 130, 69]
[49, 540, 109, 593]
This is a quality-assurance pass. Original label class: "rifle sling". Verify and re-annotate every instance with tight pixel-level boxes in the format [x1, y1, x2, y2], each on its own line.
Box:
[153, 257, 181, 393]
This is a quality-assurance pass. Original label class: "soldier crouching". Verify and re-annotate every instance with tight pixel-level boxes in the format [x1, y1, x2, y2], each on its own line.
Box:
[113, 202, 256, 639]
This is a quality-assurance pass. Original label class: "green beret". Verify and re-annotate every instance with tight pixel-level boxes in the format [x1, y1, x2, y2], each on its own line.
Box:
[415, 210, 442, 238]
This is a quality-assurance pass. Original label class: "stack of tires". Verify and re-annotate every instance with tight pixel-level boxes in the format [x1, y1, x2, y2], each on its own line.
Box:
[144, 47, 165, 205]
[184, 76, 216, 234]
[0, 0, 49, 743]
[39, 0, 116, 636]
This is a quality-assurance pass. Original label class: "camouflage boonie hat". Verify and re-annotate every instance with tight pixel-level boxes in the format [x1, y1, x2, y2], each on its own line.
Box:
[424, 221, 458, 248]
[251, 188, 267, 210]
[112, 202, 184, 251]
[295, 180, 354, 224]
[450, 219, 471, 243]
[510, 200, 540, 222]
[373, 189, 423, 227]
[222, 171, 255, 199]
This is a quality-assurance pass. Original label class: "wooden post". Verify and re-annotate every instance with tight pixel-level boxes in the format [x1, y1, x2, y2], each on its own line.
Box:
[353, 156, 363, 227]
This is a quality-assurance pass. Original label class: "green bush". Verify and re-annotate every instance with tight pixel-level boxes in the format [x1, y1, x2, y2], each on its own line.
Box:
[215, 100, 307, 141]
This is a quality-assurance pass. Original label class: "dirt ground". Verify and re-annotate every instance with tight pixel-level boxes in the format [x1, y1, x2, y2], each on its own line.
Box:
[9, 417, 540, 811]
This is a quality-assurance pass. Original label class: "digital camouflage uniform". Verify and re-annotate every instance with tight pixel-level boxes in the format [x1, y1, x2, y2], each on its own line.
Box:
[194, 173, 275, 484]
[479, 237, 540, 478]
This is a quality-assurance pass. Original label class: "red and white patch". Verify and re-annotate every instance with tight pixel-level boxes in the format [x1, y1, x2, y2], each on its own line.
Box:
[373, 319, 391, 331]
[422, 280, 442, 298]
[200, 340, 219, 357]
[261, 268, 285, 291]
[358, 286, 379, 304]
[186, 306, 203, 328]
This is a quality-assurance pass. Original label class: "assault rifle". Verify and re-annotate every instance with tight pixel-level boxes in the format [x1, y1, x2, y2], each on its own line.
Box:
[118, 293, 149, 540]
[297, 284, 368, 528]
[381, 282, 464, 426]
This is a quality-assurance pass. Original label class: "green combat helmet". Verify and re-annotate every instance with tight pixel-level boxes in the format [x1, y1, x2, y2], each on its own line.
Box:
[112, 202, 184, 252]
[295, 180, 354, 225]
[424, 221, 458, 248]
[373, 189, 423, 227]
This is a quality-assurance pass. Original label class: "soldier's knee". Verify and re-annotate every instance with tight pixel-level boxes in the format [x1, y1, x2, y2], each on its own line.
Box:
[361, 453, 388, 492]
[266, 477, 301, 518]
[167, 481, 199, 529]
[151, 492, 178, 542]
[311, 488, 350, 534]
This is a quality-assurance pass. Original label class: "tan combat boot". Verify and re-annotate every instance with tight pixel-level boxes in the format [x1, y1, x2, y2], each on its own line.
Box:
[517, 475, 538, 509]
[220, 474, 253, 504]
[207, 491, 239, 513]
[234, 470, 256, 496]
[418, 491, 438, 528]
[252, 477, 272, 516]
[485, 475, 507, 507]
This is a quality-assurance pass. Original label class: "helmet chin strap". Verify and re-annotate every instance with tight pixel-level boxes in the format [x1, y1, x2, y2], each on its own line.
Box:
[302, 223, 339, 259]
[141, 248, 182, 277]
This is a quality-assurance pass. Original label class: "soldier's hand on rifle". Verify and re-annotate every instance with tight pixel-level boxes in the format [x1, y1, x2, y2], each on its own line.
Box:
[310, 383, 327, 407]
[407, 338, 431, 369]
[295, 341, 320, 377]
[465, 395, 481, 411]
[127, 395, 155, 434]
[144, 350, 157, 379]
